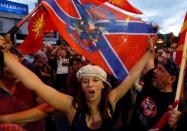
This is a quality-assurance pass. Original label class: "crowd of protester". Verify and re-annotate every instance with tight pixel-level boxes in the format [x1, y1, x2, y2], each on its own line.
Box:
[0, 34, 186, 131]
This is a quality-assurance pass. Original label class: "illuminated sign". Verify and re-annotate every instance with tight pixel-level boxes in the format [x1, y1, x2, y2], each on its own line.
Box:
[0, 1, 28, 15]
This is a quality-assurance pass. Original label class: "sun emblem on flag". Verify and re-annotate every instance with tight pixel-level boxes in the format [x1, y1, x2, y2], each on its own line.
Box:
[32, 14, 45, 39]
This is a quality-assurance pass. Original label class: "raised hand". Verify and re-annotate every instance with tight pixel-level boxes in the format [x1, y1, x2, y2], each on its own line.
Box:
[0, 34, 12, 52]
[148, 35, 158, 55]
[168, 107, 182, 128]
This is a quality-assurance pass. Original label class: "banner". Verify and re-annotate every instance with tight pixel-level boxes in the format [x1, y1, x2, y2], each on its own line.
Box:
[41, 0, 154, 80]
[18, 9, 56, 54]
[176, 12, 187, 65]
[108, 0, 143, 14]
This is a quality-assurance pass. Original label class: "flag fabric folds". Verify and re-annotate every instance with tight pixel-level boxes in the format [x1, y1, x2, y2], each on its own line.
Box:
[108, 0, 143, 14]
[176, 12, 187, 65]
[0, 124, 25, 131]
[18, 9, 55, 54]
[41, 0, 154, 80]
[81, 0, 108, 5]
[81, 0, 143, 14]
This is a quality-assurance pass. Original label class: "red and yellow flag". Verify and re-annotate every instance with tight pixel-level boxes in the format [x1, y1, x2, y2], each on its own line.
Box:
[176, 12, 187, 65]
[81, 0, 108, 5]
[41, 0, 153, 80]
[18, 9, 56, 54]
[108, 0, 143, 14]
[82, 0, 143, 14]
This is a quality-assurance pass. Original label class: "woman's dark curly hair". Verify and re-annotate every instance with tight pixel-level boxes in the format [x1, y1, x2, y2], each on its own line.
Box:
[0, 51, 4, 78]
[72, 82, 111, 119]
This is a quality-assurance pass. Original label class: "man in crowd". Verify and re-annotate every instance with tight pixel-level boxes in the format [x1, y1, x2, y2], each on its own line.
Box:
[128, 57, 182, 131]
[0, 51, 54, 131]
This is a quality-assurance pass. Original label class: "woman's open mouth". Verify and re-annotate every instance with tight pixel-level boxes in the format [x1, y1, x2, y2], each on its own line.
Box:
[88, 90, 95, 97]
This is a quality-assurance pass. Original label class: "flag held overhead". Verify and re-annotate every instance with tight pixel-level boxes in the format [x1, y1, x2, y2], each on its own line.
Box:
[81, 0, 143, 14]
[41, 0, 154, 80]
[18, 9, 56, 54]
[108, 0, 143, 14]
[176, 12, 187, 65]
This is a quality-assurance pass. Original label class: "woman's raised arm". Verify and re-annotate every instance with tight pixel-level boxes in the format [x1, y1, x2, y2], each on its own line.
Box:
[108, 36, 156, 110]
[0, 35, 74, 113]
[108, 50, 152, 110]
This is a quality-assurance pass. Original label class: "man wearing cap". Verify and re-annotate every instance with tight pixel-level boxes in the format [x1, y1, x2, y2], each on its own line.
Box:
[128, 58, 182, 131]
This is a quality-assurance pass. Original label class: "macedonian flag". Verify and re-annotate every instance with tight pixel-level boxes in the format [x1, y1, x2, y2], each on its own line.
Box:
[18, 9, 56, 54]
[81, 0, 142, 14]
[109, 0, 143, 14]
[176, 12, 187, 65]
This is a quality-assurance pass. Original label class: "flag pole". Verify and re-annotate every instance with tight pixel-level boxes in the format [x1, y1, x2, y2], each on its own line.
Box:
[175, 32, 187, 109]
[7, 3, 42, 34]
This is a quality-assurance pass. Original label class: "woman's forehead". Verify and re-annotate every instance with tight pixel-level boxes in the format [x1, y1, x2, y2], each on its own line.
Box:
[82, 76, 100, 80]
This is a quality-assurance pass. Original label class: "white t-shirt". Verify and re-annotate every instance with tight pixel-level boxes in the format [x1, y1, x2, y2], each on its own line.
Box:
[56, 58, 69, 74]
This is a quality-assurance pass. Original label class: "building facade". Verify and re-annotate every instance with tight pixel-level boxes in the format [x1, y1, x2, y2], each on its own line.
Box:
[0, 0, 29, 42]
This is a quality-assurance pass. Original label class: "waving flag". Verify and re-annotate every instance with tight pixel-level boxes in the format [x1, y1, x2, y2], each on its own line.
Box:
[82, 0, 142, 14]
[108, 0, 143, 14]
[18, 9, 56, 54]
[41, 0, 154, 80]
[0, 124, 25, 131]
[81, 0, 108, 5]
[176, 12, 187, 65]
